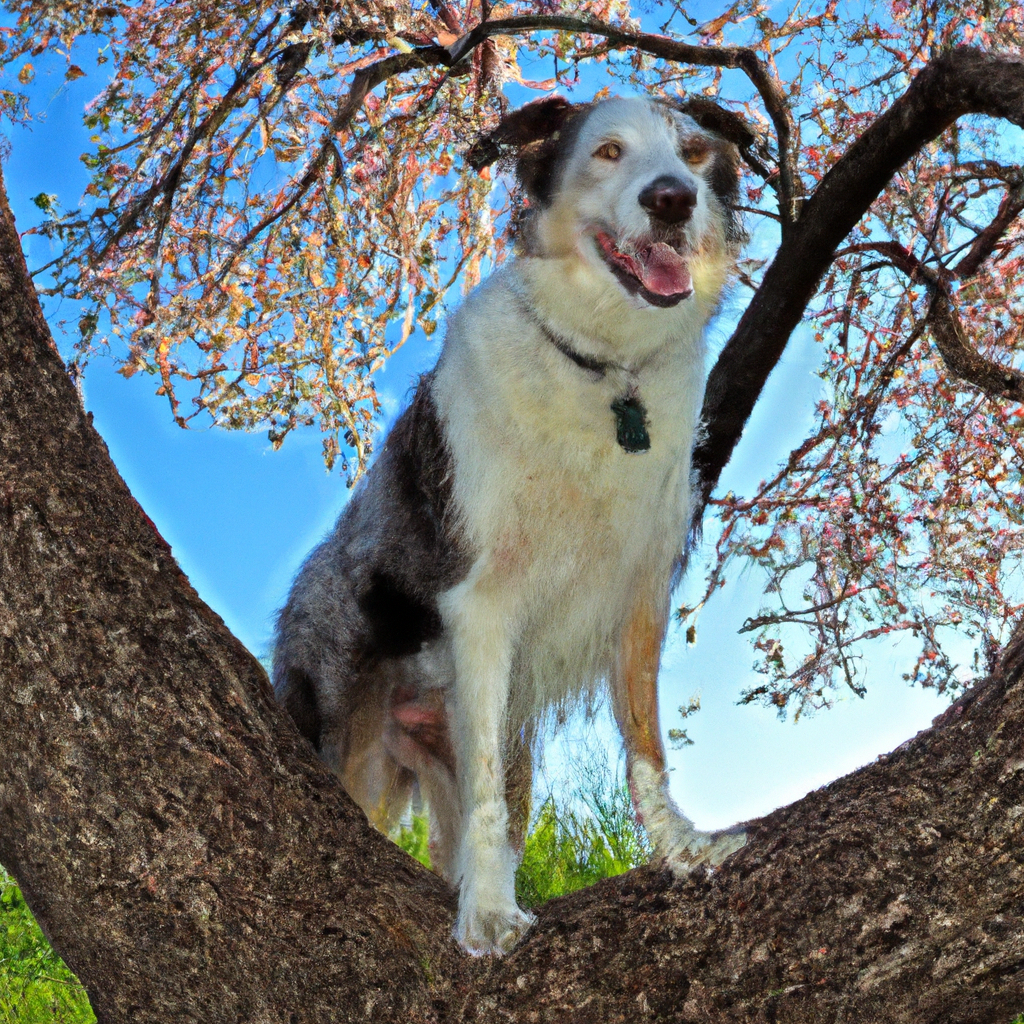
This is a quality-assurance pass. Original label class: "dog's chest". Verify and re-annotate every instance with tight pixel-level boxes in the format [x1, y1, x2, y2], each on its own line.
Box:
[433, 273, 705, 683]
[475, 397, 692, 584]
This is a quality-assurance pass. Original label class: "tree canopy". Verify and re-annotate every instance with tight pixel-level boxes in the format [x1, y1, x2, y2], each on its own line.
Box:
[2, 0, 1023, 715]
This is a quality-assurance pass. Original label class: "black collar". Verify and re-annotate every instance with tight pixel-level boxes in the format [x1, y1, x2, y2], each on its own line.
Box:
[513, 293, 613, 377]
[546, 332, 610, 377]
[511, 290, 653, 453]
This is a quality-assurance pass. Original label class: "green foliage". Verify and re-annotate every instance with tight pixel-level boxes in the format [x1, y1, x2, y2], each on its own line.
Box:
[515, 781, 650, 909]
[394, 813, 432, 871]
[516, 749, 651, 907]
[391, 753, 650, 909]
[0, 866, 95, 1024]
[28, 192, 56, 214]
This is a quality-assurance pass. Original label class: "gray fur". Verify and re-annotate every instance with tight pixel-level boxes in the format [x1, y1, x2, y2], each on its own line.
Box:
[273, 376, 468, 773]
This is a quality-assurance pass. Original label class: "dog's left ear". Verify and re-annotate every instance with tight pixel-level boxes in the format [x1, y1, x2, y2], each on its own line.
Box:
[673, 97, 753, 241]
[467, 96, 576, 170]
[467, 96, 584, 204]
[674, 96, 756, 153]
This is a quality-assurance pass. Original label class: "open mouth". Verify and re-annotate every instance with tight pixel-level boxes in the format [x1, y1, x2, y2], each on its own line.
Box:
[594, 231, 693, 308]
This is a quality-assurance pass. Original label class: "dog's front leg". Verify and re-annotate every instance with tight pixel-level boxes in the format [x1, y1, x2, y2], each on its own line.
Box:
[440, 575, 535, 955]
[614, 595, 746, 874]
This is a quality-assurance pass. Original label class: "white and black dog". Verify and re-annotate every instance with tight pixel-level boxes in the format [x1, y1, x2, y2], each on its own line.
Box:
[273, 95, 749, 955]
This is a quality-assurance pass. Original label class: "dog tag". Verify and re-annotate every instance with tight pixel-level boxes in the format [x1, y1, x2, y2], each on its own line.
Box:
[611, 395, 650, 453]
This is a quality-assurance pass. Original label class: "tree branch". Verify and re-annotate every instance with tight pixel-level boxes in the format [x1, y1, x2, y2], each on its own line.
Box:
[4, 156, 1024, 1023]
[926, 284, 1024, 400]
[204, 44, 452, 288]
[840, 239, 1024, 401]
[91, 13, 287, 264]
[691, 47, 1024, 525]
[0, 162, 456, 1023]
[954, 177, 1024, 278]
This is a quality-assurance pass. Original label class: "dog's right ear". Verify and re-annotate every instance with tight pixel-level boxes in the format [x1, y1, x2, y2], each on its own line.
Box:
[467, 96, 581, 204]
[466, 96, 575, 171]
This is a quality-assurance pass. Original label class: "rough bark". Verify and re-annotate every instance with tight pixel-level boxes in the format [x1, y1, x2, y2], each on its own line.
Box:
[469, 667, 1024, 1023]
[2, 156, 1024, 1024]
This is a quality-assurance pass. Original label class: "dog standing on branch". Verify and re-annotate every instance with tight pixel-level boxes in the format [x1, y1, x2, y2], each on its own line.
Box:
[274, 94, 748, 955]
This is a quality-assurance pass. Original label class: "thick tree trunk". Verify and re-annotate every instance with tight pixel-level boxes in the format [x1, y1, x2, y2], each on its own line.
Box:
[1, 161, 1022, 1023]
[0, 165, 457, 1022]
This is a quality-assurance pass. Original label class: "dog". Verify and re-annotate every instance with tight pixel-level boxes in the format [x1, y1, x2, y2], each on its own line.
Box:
[273, 94, 748, 955]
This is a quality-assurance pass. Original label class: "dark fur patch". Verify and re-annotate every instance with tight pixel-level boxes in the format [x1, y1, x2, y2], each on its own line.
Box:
[385, 374, 466, 574]
[272, 374, 469, 749]
[675, 97, 750, 242]
[467, 96, 592, 207]
[357, 571, 443, 658]
[514, 109, 590, 206]
[279, 667, 323, 749]
[467, 95, 576, 171]
[706, 140, 743, 241]
[676, 97, 756, 151]
[347, 376, 468, 668]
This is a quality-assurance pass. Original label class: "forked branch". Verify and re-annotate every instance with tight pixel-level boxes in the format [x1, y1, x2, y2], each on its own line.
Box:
[842, 239, 1024, 401]
[927, 286, 1024, 400]
[691, 48, 1024, 526]
[954, 177, 1024, 277]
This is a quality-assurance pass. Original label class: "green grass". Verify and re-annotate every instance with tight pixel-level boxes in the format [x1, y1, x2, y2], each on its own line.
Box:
[515, 776, 650, 907]
[393, 757, 652, 908]
[394, 812, 432, 870]
[0, 867, 95, 1024]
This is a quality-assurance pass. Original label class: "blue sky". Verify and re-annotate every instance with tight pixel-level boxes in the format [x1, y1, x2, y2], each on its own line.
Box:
[0, 19, 951, 831]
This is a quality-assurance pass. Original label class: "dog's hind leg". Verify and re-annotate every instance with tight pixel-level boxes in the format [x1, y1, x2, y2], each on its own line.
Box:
[388, 694, 533, 887]
[387, 687, 461, 881]
[341, 692, 418, 834]
[415, 755, 460, 883]
[613, 593, 746, 873]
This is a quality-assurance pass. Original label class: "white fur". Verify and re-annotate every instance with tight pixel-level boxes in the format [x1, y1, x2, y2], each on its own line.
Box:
[630, 760, 747, 871]
[416, 98, 746, 953]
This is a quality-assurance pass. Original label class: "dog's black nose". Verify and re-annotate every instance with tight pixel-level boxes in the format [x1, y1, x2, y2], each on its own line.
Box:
[638, 176, 697, 224]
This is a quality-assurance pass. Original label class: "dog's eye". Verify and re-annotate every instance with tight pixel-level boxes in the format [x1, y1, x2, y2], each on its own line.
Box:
[594, 142, 622, 161]
[681, 140, 711, 166]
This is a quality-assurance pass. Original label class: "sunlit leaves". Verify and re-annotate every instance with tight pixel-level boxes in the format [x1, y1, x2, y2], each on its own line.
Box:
[676, 0, 1024, 713]
[0, 0, 534, 478]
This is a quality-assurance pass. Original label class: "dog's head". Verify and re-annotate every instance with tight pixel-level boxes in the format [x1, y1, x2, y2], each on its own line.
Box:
[469, 95, 748, 311]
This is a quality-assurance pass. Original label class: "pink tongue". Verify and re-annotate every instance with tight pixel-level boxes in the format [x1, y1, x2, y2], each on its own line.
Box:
[627, 242, 692, 297]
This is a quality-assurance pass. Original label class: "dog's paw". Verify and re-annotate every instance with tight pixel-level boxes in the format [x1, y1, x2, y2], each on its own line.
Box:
[630, 760, 747, 875]
[455, 901, 536, 956]
[660, 822, 747, 875]
[453, 802, 534, 954]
